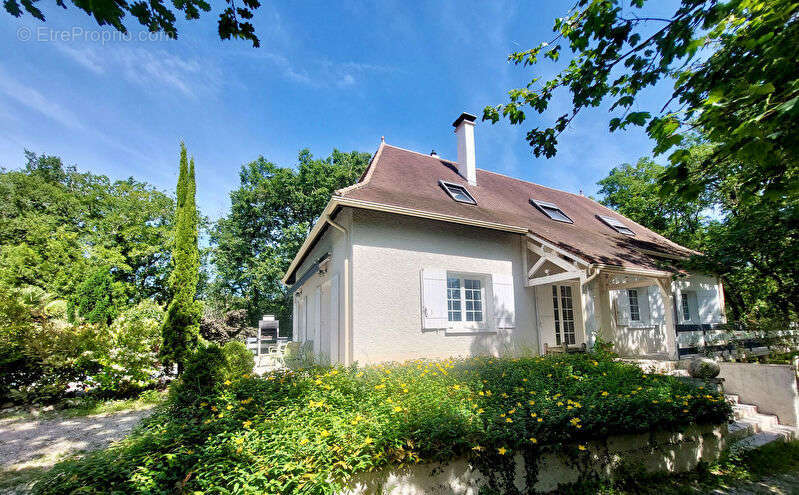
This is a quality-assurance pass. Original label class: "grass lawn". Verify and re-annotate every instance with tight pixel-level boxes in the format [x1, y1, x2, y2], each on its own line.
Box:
[32, 352, 732, 494]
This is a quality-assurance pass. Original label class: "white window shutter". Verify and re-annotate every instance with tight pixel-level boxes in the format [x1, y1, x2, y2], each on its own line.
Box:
[637, 288, 651, 325]
[647, 285, 665, 325]
[420, 269, 448, 329]
[615, 291, 630, 326]
[492, 273, 516, 328]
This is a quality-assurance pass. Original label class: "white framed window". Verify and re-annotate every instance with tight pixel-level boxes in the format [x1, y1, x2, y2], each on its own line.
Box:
[447, 275, 484, 323]
[530, 199, 573, 223]
[598, 215, 635, 236]
[552, 285, 576, 345]
[681, 292, 691, 321]
[628, 289, 641, 321]
[421, 269, 514, 331]
[439, 180, 477, 205]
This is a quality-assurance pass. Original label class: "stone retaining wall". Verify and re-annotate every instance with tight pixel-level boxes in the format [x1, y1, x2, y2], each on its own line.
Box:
[342, 424, 726, 494]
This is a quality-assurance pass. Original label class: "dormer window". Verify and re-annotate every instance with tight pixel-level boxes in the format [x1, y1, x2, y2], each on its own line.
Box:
[530, 199, 573, 223]
[439, 180, 476, 205]
[598, 215, 635, 236]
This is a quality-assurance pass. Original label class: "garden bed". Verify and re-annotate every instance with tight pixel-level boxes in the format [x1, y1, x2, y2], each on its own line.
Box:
[33, 353, 732, 494]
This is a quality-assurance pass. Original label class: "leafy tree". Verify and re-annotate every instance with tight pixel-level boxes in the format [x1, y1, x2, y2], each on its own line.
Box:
[210, 149, 370, 329]
[485, 0, 798, 204]
[596, 146, 798, 320]
[68, 266, 119, 325]
[597, 157, 709, 249]
[0, 151, 174, 304]
[160, 144, 201, 374]
[4, 0, 261, 47]
[200, 308, 254, 344]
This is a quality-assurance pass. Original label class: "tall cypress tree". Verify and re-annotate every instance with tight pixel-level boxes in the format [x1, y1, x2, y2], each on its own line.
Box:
[160, 143, 201, 374]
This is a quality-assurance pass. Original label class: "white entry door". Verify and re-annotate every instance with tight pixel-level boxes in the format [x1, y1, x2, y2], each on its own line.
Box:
[536, 283, 581, 349]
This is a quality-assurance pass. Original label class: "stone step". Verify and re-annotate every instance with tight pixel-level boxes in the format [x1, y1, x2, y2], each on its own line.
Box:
[725, 394, 740, 405]
[767, 424, 797, 441]
[732, 403, 759, 420]
[735, 431, 786, 450]
[749, 412, 780, 429]
[728, 421, 756, 441]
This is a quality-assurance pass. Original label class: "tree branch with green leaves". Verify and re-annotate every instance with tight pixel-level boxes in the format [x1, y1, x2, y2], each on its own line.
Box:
[4, 0, 262, 47]
[485, 0, 798, 204]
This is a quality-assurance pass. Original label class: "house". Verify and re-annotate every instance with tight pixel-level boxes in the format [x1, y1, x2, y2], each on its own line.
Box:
[281, 113, 726, 365]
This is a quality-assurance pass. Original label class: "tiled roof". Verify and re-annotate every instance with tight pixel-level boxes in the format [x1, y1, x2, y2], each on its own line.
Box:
[336, 143, 694, 272]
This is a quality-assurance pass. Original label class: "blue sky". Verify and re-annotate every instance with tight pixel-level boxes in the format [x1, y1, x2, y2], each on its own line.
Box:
[1, 0, 679, 218]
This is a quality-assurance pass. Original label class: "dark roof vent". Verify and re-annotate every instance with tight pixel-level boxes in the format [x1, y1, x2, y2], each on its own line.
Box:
[430, 149, 438, 156]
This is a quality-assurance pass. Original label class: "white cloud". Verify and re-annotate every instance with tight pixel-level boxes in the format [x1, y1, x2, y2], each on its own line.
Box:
[0, 68, 85, 131]
[54, 44, 221, 98]
[254, 52, 396, 89]
[53, 44, 105, 74]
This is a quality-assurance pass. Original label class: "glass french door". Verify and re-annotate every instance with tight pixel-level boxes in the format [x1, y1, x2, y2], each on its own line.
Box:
[552, 285, 576, 346]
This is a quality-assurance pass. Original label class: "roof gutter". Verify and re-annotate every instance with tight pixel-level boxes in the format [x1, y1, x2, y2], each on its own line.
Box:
[281, 200, 339, 286]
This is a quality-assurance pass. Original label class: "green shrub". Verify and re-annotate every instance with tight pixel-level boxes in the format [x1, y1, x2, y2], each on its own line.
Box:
[34, 353, 732, 494]
[1, 287, 164, 404]
[86, 300, 165, 398]
[68, 267, 119, 325]
[168, 342, 227, 409]
[221, 341, 254, 379]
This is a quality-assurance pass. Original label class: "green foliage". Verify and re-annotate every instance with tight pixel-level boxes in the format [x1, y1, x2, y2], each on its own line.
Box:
[487, 2, 798, 292]
[199, 308, 254, 344]
[595, 146, 798, 320]
[597, 157, 709, 250]
[0, 151, 175, 306]
[88, 300, 165, 397]
[209, 149, 370, 330]
[3, 0, 262, 47]
[35, 354, 731, 494]
[221, 341, 254, 379]
[160, 144, 201, 374]
[169, 342, 228, 409]
[487, 0, 798, 198]
[0, 287, 165, 404]
[68, 267, 118, 325]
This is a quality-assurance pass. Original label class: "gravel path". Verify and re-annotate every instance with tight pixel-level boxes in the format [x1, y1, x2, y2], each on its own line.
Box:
[0, 407, 153, 493]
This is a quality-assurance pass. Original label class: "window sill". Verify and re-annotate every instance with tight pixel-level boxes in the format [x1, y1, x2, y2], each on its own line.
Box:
[445, 325, 495, 336]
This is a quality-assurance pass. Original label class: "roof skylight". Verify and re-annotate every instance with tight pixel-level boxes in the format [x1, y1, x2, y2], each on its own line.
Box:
[530, 199, 573, 223]
[598, 215, 635, 236]
[439, 180, 476, 205]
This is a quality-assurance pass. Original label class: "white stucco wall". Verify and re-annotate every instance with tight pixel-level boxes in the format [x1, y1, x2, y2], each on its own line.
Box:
[673, 274, 726, 324]
[349, 209, 537, 364]
[291, 209, 352, 363]
[582, 279, 598, 348]
[611, 285, 670, 357]
[610, 275, 725, 358]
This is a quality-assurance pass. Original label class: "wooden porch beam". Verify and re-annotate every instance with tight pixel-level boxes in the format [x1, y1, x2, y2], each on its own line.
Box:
[607, 279, 658, 291]
[526, 270, 584, 287]
[527, 257, 547, 278]
[526, 241, 579, 274]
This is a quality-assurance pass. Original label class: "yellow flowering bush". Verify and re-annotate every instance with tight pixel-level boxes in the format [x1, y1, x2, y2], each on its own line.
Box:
[35, 353, 731, 494]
